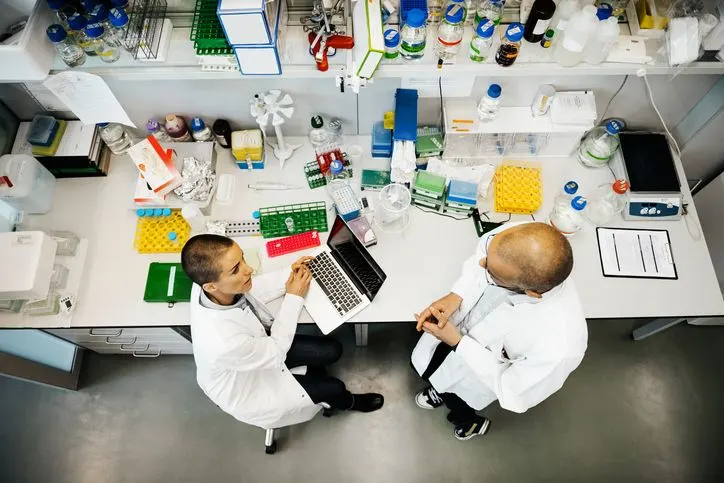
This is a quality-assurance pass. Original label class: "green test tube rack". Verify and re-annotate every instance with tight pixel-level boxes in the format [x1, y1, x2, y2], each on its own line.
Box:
[259, 201, 329, 238]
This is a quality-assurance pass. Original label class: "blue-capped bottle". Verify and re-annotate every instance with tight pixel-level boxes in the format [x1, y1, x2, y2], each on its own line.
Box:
[67, 13, 96, 56]
[495, 22, 524, 67]
[88, 4, 110, 29]
[108, 7, 132, 51]
[477, 83, 502, 121]
[85, 22, 121, 63]
[549, 195, 588, 236]
[190, 117, 214, 142]
[475, 0, 503, 25]
[46, 0, 72, 30]
[553, 181, 579, 210]
[470, 18, 495, 62]
[577, 120, 622, 168]
[46, 24, 86, 68]
[400, 8, 427, 60]
[435, 3, 465, 63]
[383, 29, 400, 59]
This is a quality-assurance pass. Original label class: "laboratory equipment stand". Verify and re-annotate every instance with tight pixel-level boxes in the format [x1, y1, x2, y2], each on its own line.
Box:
[632, 316, 724, 340]
[355, 323, 369, 347]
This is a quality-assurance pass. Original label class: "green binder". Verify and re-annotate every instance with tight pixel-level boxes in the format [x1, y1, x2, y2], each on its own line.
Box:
[144, 263, 193, 303]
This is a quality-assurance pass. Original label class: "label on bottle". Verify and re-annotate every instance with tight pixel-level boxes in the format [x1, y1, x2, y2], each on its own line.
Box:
[561, 36, 584, 52]
[556, 19, 568, 31]
[401, 40, 426, 53]
[532, 18, 551, 35]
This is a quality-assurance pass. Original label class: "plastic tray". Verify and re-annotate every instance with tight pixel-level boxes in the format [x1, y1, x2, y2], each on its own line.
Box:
[134, 210, 190, 253]
[259, 202, 328, 238]
[190, 0, 233, 55]
[494, 161, 542, 215]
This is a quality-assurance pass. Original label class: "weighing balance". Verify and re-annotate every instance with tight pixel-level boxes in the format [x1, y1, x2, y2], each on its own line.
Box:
[612, 133, 682, 221]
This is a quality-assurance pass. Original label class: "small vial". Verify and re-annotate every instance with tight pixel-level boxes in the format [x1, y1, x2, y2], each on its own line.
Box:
[190, 117, 214, 142]
[531, 84, 555, 117]
[540, 29, 554, 48]
[165, 115, 192, 142]
[85, 23, 121, 63]
[212, 119, 232, 148]
[146, 118, 173, 142]
[384, 29, 400, 59]
[46, 24, 86, 68]
[495, 22, 524, 67]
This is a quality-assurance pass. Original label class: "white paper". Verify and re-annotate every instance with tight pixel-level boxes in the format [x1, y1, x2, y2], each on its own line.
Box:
[42, 72, 135, 128]
[597, 228, 677, 279]
[23, 82, 69, 111]
[401, 77, 475, 98]
[12, 121, 96, 157]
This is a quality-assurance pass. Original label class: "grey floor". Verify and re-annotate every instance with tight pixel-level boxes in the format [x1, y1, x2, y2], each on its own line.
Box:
[2, 320, 724, 483]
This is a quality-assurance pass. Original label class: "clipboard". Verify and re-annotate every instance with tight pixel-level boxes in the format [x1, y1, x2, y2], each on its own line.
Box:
[596, 227, 678, 280]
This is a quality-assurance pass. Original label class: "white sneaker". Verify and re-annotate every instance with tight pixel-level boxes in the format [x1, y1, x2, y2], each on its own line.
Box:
[454, 417, 491, 441]
[415, 386, 444, 410]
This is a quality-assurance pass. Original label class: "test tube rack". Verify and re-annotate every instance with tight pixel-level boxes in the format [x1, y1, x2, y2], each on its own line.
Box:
[493, 162, 543, 215]
[134, 210, 190, 254]
[258, 202, 328, 238]
[190, 0, 233, 55]
[304, 158, 352, 189]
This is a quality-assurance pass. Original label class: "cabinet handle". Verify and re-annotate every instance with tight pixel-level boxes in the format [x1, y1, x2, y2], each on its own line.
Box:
[90, 328, 122, 337]
[106, 336, 136, 345]
[132, 349, 162, 358]
[121, 342, 149, 352]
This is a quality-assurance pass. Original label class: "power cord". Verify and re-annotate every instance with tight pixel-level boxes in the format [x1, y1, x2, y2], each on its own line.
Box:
[682, 203, 702, 241]
[413, 204, 470, 220]
[600, 74, 629, 121]
[638, 69, 682, 158]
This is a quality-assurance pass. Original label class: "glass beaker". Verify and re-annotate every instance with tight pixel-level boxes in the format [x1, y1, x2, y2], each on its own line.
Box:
[375, 183, 412, 233]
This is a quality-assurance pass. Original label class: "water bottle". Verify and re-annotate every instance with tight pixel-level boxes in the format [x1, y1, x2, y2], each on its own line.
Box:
[475, 0, 503, 25]
[85, 23, 121, 63]
[477, 83, 502, 121]
[470, 18, 495, 62]
[554, 5, 598, 67]
[553, 180, 579, 208]
[146, 118, 172, 143]
[583, 16, 620, 64]
[108, 7, 132, 51]
[46, 24, 86, 68]
[190, 117, 213, 142]
[98, 122, 132, 155]
[549, 195, 588, 236]
[325, 159, 351, 195]
[435, 4, 465, 63]
[400, 9, 427, 60]
[584, 180, 629, 226]
[577, 120, 622, 168]
[67, 13, 96, 56]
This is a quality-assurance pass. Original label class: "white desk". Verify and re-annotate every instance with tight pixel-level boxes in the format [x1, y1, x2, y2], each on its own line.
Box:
[4, 136, 723, 344]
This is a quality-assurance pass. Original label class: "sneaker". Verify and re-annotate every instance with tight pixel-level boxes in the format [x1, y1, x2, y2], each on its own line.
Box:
[415, 386, 444, 410]
[349, 393, 384, 412]
[454, 417, 490, 441]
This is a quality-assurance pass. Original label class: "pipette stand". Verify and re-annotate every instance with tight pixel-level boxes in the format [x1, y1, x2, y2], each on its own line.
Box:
[268, 124, 300, 168]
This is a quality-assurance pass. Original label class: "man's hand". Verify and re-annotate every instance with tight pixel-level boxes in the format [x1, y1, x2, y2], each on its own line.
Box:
[415, 292, 463, 331]
[291, 256, 314, 271]
[422, 308, 462, 347]
[285, 262, 312, 298]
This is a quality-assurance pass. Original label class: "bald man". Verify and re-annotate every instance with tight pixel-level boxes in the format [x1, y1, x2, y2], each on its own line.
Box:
[410, 222, 588, 441]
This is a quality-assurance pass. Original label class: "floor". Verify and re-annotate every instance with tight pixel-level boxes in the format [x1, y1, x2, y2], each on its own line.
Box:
[2, 320, 724, 483]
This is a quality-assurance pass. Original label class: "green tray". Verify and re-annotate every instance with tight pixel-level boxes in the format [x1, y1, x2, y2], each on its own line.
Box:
[190, 0, 233, 55]
[144, 263, 193, 304]
[259, 202, 328, 238]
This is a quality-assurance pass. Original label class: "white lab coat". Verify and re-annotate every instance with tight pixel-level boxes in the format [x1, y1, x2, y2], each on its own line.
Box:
[190, 269, 321, 430]
[411, 222, 588, 413]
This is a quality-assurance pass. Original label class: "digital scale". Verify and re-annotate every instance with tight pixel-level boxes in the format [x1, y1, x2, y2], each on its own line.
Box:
[612, 132, 682, 221]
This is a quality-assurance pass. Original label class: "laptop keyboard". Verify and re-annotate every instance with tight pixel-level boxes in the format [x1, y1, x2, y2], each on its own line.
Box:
[334, 243, 384, 294]
[308, 252, 363, 317]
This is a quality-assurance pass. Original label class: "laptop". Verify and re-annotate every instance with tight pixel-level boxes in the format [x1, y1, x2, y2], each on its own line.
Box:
[305, 216, 387, 334]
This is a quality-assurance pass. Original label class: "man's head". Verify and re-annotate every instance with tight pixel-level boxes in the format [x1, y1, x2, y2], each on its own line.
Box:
[181, 234, 255, 297]
[480, 223, 574, 298]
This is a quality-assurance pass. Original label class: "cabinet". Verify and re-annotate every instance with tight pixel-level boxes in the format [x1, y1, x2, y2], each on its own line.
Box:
[44, 327, 192, 357]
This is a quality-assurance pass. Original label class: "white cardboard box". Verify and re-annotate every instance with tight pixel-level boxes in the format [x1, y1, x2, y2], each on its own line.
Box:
[218, 0, 279, 46]
[352, 0, 384, 79]
[231, 0, 283, 75]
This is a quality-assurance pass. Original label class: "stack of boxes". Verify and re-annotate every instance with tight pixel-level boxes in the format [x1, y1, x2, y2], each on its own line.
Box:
[411, 171, 446, 210]
[412, 172, 478, 216]
[444, 179, 478, 216]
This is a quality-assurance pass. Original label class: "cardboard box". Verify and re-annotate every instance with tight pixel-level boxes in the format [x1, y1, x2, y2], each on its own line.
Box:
[127, 136, 181, 197]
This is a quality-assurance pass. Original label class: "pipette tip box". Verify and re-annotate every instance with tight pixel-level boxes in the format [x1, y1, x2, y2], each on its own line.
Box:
[446, 179, 477, 206]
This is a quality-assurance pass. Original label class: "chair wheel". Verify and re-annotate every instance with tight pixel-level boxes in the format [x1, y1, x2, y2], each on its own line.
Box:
[265, 441, 277, 454]
[322, 408, 333, 418]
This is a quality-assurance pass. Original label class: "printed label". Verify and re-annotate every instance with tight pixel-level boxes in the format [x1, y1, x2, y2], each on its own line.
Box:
[532, 18, 551, 35]
[508, 25, 521, 35]
[561, 37, 584, 52]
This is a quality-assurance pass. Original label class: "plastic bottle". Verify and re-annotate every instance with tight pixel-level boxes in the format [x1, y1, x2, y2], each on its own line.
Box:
[584, 180, 629, 226]
[325, 159, 352, 196]
[477, 83, 502, 121]
[47, 0, 72, 30]
[399, 8, 427, 60]
[495, 23, 524, 67]
[146, 118, 172, 143]
[435, 4, 465, 63]
[190, 117, 213, 142]
[88, 4, 110, 29]
[46, 24, 86, 68]
[98, 122, 132, 155]
[553, 180, 579, 208]
[85, 23, 121, 63]
[309, 116, 333, 147]
[549, 195, 588, 235]
[583, 16, 620, 64]
[554, 5, 598, 67]
[475, 0, 503, 25]
[443, 0, 468, 23]
[547, 0, 578, 48]
[67, 13, 96, 56]
[0, 154, 56, 214]
[577, 120, 622, 168]
[524, 0, 556, 43]
[212, 119, 232, 148]
[384, 29, 400, 59]
[470, 18, 495, 62]
[108, 7, 132, 51]
[164, 115, 192, 142]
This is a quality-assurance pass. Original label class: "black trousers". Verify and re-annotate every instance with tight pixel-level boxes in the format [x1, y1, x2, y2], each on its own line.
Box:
[421, 341, 478, 425]
[286, 334, 354, 410]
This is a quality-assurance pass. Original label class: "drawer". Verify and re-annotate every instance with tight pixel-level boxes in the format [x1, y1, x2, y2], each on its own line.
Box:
[45, 328, 188, 345]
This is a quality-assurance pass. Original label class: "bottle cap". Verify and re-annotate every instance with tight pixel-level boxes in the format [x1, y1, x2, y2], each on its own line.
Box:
[596, 3, 613, 20]
[213, 119, 230, 134]
[476, 19, 495, 38]
[330, 159, 344, 175]
[111, 0, 128, 7]
[136, 208, 145, 217]
[168, 231, 177, 241]
[505, 22, 524, 42]
[67, 13, 87, 31]
[97, 122, 109, 127]
[571, 196, 587, 211]
[384, 28, 400, 47]
[108, 7, 128, 27]
[613, 179, 629, 194]
[487, 83, 502, 99]
[444, 4, 464, 24]
[85, 22, 105, 38]
[407, 8, 426, 28]
[564, 181, 579, 195]
[605, 119, 622, 135]
[544, 29, 555, 38]
[89, 4, 108, 23]
[82, 0, 98, 10]
[311, 115, 324, 129]
[191, 117, 206, 132]
[46, 24, 68, 42]
[146, 118, 160, 132]
[47, 0, 66, 10]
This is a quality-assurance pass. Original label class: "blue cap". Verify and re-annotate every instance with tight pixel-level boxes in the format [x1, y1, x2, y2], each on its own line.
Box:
[505, 22, 524, 42]
[606, 120, 622, 135]
[384, 29, 400, 48]
[444, 4, 464, 24]
[252, 210, 260, 219]
[154, 208, 163, 216]
[82, 0, 98, 10]
[563, 181, 579, 195]
[67, 13, 87, 31]
[407, 8, 426, 28]
[136, 208, 145, 217]
[190, 117, 206, 132]
[162, 208, 172, 216]
[111, 0, 128, 7]
[330, 159, 344, 175]
[476, 19, 495, 38]
[47, 0, 66, 10]
[144, 208, 154, 216]
[596, 3, 613, 20]
[109, 7, 128, 27]
[168, 231, 177, 241]
[85, 22, 105, 38]
[487, 83, 502, 99]
[89, 4, 108, 23]
[46, 24, 68, 42]
[97, 122, 109, 127]
[571, 196, 587, 211]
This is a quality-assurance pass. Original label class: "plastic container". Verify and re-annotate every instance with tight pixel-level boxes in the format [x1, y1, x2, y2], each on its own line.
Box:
[0, 299, 25, 314]
[0, 154, 56, 214]
[549, 195, 587, 235]
[470, 18, 495, 62]
[325, 159, 352, 196]
[67, 13, 97, 57]
[554, 5, 598, 67]
[165, 115, 192, 142]
[98, 122, 131, 155]
[553, 180, 579, 208]
[85, 22, 121, 63]
[584, 179, 629, 226]
[384, 29, 400, 59]
[495, 23, 524, 67]
[375, 183, 412, 233]
[0, 0, 56, 81]
[524, 0, 556, 43]
[477, 83, 502, 121]
[583, 16, 620, 65]
[548, 0, 579, 47]
[146, 118, 172, 143]
[400, 8, 427, 60]
[531, 84, 555, 117]
[577, 120, 622, 168]
[49, 263, 69, 290]
[23, 291, 60, 316]
[309, 116, 333, 147]
[435, 3, 465, 62]
[108, 7, 132, 51]
[46, 24, 86, 68]
[49, 230, 80, 256]
[190, 117, 213, 142]
[475, 0, 503, 25]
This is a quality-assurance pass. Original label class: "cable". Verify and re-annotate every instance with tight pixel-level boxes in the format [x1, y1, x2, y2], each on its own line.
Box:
[414, 204, 470, 220]
[682, 203, 702, 241]
[600, 75, 629, 121]
[640, 73, 683, 158]
[530, 214, 536, 221]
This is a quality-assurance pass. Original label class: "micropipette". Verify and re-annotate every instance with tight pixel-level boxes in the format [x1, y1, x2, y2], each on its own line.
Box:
[248, 182, 302, 190]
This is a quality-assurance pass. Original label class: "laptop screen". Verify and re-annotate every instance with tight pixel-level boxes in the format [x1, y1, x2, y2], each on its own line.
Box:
[327, 216, 387, 300]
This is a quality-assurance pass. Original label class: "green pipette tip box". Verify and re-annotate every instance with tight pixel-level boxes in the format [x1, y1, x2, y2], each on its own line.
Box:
[144, 263, 193, 303]
[361, 169, 391, 190]
[413, 171, 446, 199]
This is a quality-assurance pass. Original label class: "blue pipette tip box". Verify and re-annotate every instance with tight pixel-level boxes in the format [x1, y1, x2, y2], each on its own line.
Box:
[27, 115, 59, 147]
[447, 180, 478, 206]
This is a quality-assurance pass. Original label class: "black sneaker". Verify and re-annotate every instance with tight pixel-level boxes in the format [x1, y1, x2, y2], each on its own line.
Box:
[350, 393, 384, 412]
[454, 417, 491, 441]
[415, 386, 444, 410]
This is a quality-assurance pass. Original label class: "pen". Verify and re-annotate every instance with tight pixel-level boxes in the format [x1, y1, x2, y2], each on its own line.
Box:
[650, 234, 658, 272]
[612, 233, 620, 271]
[637, 234, 646, 272]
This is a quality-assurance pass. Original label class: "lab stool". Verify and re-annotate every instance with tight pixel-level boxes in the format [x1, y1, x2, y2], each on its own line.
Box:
[264, 403, 333, 454]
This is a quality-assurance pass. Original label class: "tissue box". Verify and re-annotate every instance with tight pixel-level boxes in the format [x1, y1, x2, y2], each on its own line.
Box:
[127, 136, 181, 197]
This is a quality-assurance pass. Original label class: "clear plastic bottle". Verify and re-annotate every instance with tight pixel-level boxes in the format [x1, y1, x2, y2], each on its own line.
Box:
[584, 180, 629, 226]
[46, 24, 86, 68]
[67, 13, 96, 56]
[98, 122, 132, 155]
[165, 115, 192, 142]
[108, 7, 132, 51]
[577, 120, 622, 168]
[549, 0, 579, 42]
[384, 29, 400, 59]
[46, 0, 72, 30]
[309, 116, 333, 147]
[553, 180, 579, 208]
[477, 83, 502, 121]
[554, 5, 598, 67]
[146, 118, 172, 143]
[190, 117, 213, 142]
[475, 0, 503, 25]
[325, 159, 352, 196]
[470, 18, 495, 62]
[583, 16, 620, 64]
[443, 0, 468, 23]
[495, 22, 524, 67]
[400, 8, 427, 60]
[549, 195, 588, 235]
[85, 23, 121, 63]
[435, 4, 465, 63]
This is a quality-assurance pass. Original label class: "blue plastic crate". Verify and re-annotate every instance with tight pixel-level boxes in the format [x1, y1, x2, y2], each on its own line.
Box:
[393, 88, 419, 142]
[400, 0, 428, 24]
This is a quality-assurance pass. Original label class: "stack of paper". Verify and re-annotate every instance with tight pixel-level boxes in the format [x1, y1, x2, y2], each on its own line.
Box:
[550, 91, 597, 127]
